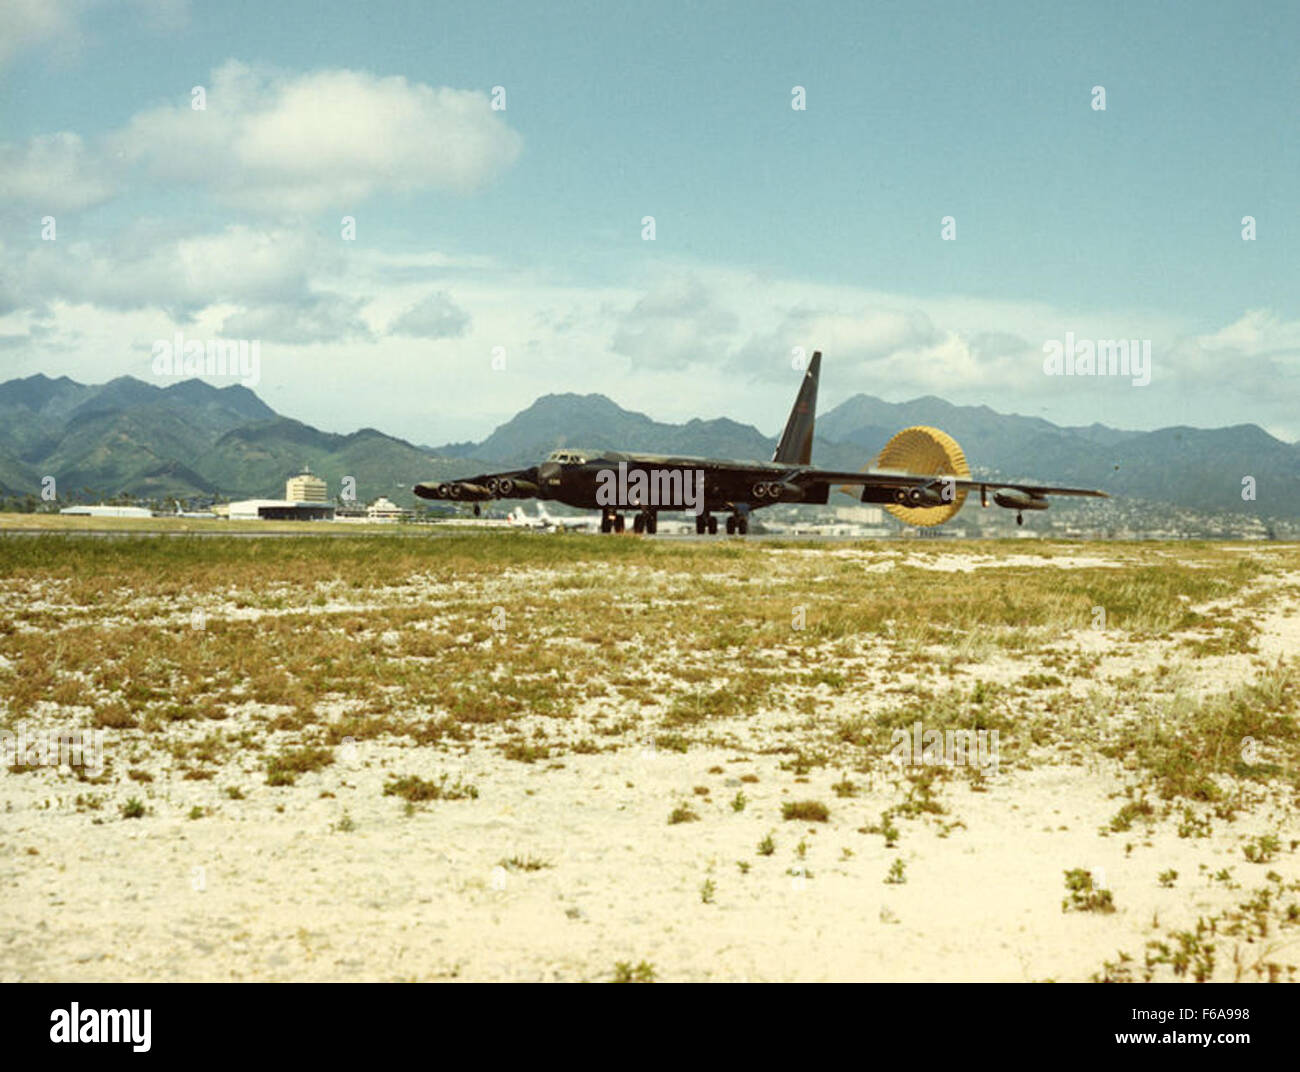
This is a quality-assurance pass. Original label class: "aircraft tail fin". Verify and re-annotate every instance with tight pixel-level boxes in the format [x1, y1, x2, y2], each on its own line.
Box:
[772, 350, 821, 465]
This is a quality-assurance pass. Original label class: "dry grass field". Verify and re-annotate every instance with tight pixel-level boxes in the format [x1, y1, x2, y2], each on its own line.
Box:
[1, 528, 1298, 981]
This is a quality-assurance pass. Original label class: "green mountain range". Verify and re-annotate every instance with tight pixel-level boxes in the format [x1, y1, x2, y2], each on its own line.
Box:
[2, 374, 1296, 517]
[0, 375, 471, 505]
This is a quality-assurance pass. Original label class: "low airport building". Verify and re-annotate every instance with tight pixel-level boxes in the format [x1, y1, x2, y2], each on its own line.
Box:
[834, 505, 885, 524]
[220, 498, 335, 521]
[59, 505, 154, 518]
[366, 496, 409, 521]
[215, 470, 337, 521]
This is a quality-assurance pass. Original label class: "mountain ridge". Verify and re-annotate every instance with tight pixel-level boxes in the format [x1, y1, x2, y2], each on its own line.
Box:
[1, 374, 1295, 516]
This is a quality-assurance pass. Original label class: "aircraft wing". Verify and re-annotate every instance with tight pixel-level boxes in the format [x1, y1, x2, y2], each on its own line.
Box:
[801, 469, 1108, 499]
[780, 466, 1106, 521]
[413, 467, 540, 502]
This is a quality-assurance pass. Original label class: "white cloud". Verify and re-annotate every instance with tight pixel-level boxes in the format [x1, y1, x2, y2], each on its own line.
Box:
[1163, 310, 1300, 438]
[0, 0, 187, 70]
[1, 226, 339, 316]
[389, 291, 471, 339]
[0, 0, 87, 68]
[110, 60, 522, 212]
[0, 59, 520, 216]
[1194, 309, 1300, 358]
[0, 132, 118, 211]
[221, 297, 373, 345]
[609, 275, 738, 369]
[3, 236, 1297, 444]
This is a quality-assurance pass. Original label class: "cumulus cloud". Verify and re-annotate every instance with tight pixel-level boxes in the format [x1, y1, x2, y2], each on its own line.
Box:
[0, 0, 88, 69]
[1193, 309, 1300, 359]
[0, 59, 520, 215]
[1, 226, 337, 317]
[3, 231, 1297, 442]
[725, 301, 939, 385]
[1165, 309, 1300, 434]
[609, 275, 738, 369]
[862, 331, 984, 392]
[0, 0, 187, 70]
[110, 60, 522, 212]
[0, 132, 118, 211]
[0, 224, 388, 345]
[389, 290, 471, 339]
[220, 296, 373, 345]
[805, 308, 939, 360]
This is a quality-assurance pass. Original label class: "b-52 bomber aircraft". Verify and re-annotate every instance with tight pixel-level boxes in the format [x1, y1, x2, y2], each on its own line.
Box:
[415, 352, 1107, 534]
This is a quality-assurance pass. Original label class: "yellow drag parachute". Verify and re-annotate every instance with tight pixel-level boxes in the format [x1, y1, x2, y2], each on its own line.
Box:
[875, 425, 970, 527]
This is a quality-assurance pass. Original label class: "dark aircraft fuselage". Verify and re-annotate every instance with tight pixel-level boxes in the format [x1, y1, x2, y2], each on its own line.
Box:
[535, 451, 830, 514]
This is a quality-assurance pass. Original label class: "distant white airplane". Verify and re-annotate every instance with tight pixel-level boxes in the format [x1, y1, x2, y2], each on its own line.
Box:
[437, 514, 515, 528]
[445, 504, 695, 534]
[509, 504, 602, 532]
[173, 503, 217, 519]
[509, 503, 703, 534]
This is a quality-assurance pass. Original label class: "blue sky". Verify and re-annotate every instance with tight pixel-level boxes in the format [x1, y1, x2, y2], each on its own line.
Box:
[1, 0, 1297, 443]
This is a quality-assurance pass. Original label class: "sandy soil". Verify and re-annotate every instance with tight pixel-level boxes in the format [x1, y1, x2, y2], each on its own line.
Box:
[3, 747, 1288, 982]
[2, 543, 1298, 982]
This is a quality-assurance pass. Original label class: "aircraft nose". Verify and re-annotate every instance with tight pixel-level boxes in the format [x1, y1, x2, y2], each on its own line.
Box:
[538, 461, 561, 486]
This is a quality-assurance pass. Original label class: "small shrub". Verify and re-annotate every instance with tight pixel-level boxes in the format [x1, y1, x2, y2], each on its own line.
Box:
[1243, 834, 1281, 864]
[1063, 868, 1115, 913]
[668, 804, 700, 825]
[782, 800, 829, 822]
[265, 745, 333, 786]
[1108, 798, 1154, 833]
[612, 960, 655, 983]
[383, 773, 479, 802]
[500, 855, 551, 872]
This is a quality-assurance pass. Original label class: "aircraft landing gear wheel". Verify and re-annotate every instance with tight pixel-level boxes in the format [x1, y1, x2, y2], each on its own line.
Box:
[725, 516, 736, 535]
[1016, 512, 1023, 527]
[601, 512, 613, 534]
[614, 514, 625, 533]
[707, 516, 718, 535]
[632, 514, 644, 534]
[736, 517, 748, 535]
[695, 514, 706, 535]
[645, 513, 657, 535]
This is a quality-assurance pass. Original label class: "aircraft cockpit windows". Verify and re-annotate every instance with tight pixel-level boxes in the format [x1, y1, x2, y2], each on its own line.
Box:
[547, 451, 586, 465]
